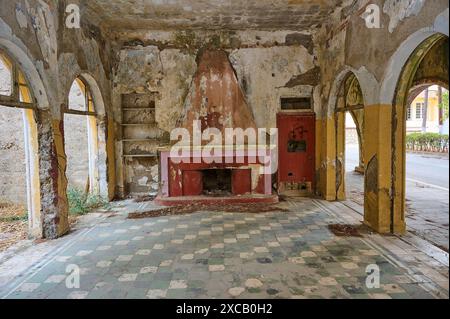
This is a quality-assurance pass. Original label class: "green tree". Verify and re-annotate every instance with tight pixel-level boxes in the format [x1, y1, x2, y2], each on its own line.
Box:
[440, 90, 449, 121]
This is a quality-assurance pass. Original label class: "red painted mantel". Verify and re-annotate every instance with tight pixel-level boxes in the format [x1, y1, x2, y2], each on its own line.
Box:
[155, 147, 277, 206]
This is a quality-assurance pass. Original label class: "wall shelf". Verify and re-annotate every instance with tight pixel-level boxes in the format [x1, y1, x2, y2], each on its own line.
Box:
[121, 93, 159, 161]
[122, 154, 157, 158]
[123, 107, 155, 111]
[121, 138, 159, 142]
[120, 123, 157, 127]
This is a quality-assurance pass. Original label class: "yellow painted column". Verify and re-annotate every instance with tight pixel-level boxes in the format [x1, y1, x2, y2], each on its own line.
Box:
[363, 104, 406, 234]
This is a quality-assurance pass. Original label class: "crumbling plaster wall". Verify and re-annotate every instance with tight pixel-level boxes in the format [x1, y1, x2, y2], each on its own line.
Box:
[314, 0, 448, 232]
[0, 0, 114, 238]
[111, 30, 321, 196]
[316, 0, 448, 112]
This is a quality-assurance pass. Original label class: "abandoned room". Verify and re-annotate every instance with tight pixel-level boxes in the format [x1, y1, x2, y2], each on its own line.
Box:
[0, 0, 448, 300]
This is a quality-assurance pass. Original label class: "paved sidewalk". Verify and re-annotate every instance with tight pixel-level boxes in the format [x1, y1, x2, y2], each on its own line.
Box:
[345, 144, 449, 251]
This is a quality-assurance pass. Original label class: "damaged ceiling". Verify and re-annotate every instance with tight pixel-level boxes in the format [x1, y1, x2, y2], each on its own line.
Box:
[82, 0, 343, 31]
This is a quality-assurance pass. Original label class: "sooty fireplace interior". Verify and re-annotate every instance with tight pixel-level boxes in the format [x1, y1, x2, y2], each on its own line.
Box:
[202, 169, 232, 196]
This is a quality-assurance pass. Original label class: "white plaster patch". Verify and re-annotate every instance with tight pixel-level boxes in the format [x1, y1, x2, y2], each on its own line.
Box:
[15, 4, 28, 29]
[383, 0, 426, 33]
[138, 176, 149, 186]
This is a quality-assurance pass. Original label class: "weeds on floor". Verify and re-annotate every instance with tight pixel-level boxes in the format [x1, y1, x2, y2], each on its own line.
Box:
[67, 188, 109, 216]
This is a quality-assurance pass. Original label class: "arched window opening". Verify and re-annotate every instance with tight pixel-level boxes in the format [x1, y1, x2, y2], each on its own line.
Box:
[0, 50, 40, 249]
[64, 77, 100, 208]
[391, 34, 449, 240]
[334, 73, 365, 203]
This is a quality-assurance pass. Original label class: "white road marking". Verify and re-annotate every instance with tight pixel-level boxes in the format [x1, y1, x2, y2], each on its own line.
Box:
[406, 178, 449, 192]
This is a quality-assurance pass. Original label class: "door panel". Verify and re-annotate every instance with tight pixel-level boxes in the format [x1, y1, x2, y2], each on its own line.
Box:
[182, 170, 203, 196]
[277, 113, 316, 194]
[232, 169, 252, 195]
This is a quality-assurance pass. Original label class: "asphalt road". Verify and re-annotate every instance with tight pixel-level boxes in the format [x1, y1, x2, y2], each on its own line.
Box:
[346, 144, 449, 190]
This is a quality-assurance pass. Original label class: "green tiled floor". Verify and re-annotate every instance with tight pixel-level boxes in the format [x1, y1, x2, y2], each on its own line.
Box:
[0, 199, 447, 299]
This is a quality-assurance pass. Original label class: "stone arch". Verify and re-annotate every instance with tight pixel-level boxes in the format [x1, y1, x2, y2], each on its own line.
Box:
[0, 39, 64, 238]
[380, 8, 449, 105]
[324, 69, 368, 202]
[64, 73, 110, 199]
[0, 38, 50, 110]
[389, 33, 449, 234]
[327, 66, 378, 117]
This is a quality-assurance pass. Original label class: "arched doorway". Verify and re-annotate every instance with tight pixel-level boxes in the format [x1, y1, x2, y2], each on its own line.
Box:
[391, 34, 449, 235]
[63, 75, 110, 214]
[334, 73, 365, 202]
[0, 49, 41, 243]
[64, 78, 99, 195]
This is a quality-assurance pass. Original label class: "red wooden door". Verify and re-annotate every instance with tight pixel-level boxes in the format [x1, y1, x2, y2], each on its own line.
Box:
[277, 113, 316, 187]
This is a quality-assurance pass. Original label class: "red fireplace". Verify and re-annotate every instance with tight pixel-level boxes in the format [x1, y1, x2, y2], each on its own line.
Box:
[155, 50, 278, 206]
[155, 148, 277, 206]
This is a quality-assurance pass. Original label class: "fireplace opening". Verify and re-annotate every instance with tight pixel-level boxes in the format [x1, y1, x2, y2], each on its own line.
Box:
[202, 169, 232, 196]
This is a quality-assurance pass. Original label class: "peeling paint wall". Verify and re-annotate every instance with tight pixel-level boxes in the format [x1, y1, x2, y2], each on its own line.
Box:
[1, 0, 448, 237]
[0, 0, 114, 238]
[112, 30, 320, 196]
[315, 0, 448, 234]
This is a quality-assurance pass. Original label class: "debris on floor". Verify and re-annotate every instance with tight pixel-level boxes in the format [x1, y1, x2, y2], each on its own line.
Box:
[328, 224, 373, 237]
[0, 201, 84, 252]
[128, 202, 290, 219]
[134, 195, 157, 203]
